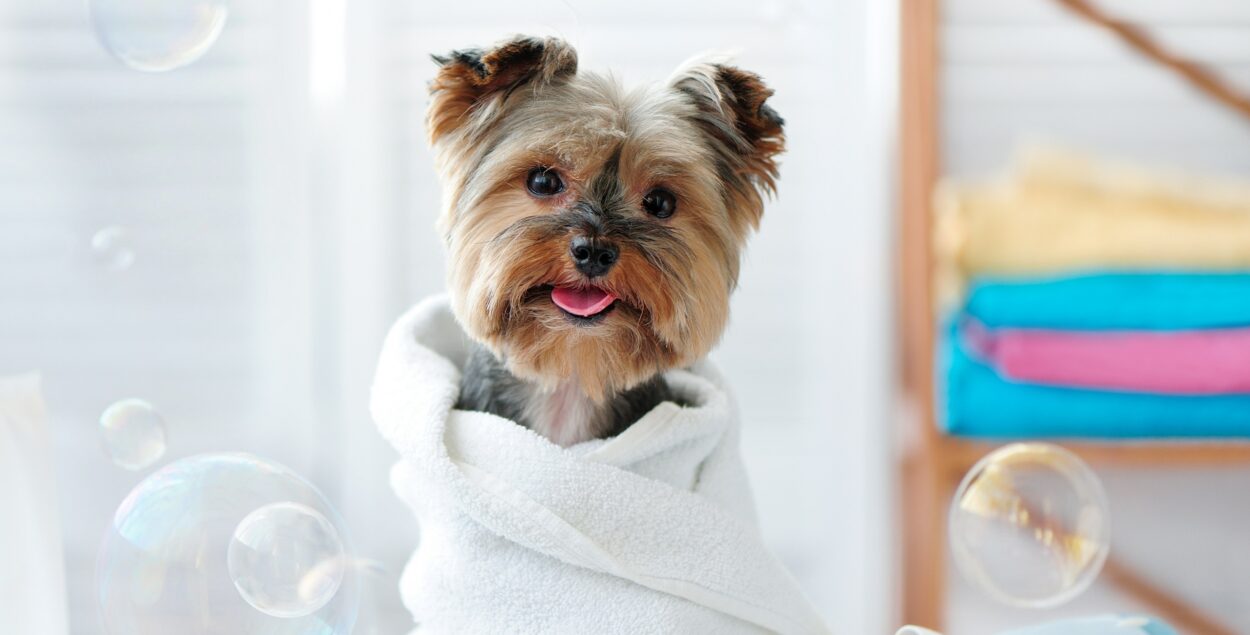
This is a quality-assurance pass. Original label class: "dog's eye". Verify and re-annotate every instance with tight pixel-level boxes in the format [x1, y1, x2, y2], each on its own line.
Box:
[526, 167, 564, 197]
[642, 188, 676, 219]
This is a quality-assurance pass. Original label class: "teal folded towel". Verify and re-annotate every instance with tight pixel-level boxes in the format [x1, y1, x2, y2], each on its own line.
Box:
[942, 325, 1250, 438]
[1002, 615, 1178, 635]
[896, 614, 1178, 635]
[966, 272, 1250, 330]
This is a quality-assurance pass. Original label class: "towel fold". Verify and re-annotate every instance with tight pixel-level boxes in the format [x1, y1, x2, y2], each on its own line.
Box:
[965, 273, 1250, 330]
[371, 296, 829, 635]
[942, 324, 1250, 438]
[962, 320, 1250, 395]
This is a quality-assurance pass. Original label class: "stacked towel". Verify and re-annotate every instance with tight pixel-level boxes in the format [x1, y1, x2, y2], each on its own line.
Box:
[936, 146, 1250, 303]
[937, 148, 1250, 439]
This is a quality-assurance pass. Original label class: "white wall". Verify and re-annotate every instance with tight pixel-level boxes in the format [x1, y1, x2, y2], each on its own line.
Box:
[0, 0, 900, 632]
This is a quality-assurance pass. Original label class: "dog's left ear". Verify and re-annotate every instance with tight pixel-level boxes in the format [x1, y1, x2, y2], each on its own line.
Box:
[428, 36, 578, 146]
[672, 62, 785, 228]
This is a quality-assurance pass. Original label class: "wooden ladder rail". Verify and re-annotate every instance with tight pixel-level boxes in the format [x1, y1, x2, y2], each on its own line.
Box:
[1053, 0, 1250, 124]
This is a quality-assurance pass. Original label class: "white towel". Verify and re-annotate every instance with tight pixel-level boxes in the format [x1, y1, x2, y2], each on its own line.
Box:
[371, 295, 830, 635]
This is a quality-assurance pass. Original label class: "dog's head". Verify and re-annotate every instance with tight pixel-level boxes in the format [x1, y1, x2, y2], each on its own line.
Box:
[428, 36, 784, 400]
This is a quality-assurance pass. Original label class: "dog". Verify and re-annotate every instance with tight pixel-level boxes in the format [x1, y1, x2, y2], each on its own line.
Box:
[427, 36, 784, 446]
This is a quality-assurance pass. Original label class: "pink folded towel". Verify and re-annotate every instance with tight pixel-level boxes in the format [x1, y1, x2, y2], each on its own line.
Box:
[962, 320, 1250, 395]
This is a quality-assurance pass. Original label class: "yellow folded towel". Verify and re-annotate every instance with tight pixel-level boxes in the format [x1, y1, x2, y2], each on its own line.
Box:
[935, 147, 1250, 307]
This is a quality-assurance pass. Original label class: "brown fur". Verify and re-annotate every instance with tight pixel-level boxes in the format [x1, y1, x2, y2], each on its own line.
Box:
[428, 35, 784, 424]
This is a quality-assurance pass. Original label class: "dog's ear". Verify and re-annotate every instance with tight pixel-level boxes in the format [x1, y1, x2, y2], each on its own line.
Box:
[672, 62, 785, 228]
[428, 36, 578, 145]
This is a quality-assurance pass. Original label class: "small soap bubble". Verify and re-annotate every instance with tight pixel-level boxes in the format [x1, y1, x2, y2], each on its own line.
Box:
[97, 453, 358, 634]
[91, 226, 136, 272]
[949, 442, 1110, 608]
[100, 399, 167, 471]
[90, 0, 228, 72]
[228, 502, 346, 619]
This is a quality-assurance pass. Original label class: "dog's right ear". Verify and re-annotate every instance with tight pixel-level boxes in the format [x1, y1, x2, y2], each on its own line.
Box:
[670, 61, 785, 230]
[428, 36, 578, 145]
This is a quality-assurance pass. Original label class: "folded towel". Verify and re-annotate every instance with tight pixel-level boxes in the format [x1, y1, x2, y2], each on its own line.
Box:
[897, 614, 1178, 635]
[965, 273, 1250, 330]
[999, 614, 1178, 635]
[371, 296, 829, 635]
[935, 150, 1250, 279]
[963, 320, 1250, 395]
[1016, 146, 1250, 216]
[942, 324, 1250, 438]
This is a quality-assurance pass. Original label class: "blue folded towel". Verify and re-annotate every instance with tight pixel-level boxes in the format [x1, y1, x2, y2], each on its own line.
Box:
[966, 272, 1250, 330]
[942, 325, 1250, 438]
[1001, 615, 1178, 635]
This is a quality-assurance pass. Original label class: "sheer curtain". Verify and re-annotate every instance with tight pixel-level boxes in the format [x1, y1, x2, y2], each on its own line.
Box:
[0, 1, 897, 632]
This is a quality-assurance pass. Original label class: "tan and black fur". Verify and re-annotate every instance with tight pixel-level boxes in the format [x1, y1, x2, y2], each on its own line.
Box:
[428, 36, 784, 446]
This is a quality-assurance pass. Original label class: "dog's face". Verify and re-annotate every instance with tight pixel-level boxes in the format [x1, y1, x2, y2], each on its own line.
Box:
[428, 37, 784, 400]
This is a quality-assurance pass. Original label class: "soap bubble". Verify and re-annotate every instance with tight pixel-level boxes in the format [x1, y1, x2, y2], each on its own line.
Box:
[949, 442, 1110, 608]
[228, 502, 345, 618]
[91, 226, 136, 272]
[90, 0, 229, 72]
[100, 399, 167, 470]
[97, 453, 358, 634]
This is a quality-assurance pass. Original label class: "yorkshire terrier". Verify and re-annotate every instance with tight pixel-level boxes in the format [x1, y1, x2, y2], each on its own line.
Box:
[428, 36, 784, 446]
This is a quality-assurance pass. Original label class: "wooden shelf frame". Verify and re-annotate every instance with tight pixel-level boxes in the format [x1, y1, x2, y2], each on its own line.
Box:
[895, 1, 1250, 633]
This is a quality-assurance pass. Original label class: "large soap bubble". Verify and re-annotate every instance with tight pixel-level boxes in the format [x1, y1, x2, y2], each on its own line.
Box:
[90, 0, 228, 72]
[97, 453, 358, 634]
[949, 442, 1110, 608]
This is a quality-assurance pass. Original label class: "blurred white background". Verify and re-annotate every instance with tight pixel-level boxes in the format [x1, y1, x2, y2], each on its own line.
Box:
[0, 0, 899, 633]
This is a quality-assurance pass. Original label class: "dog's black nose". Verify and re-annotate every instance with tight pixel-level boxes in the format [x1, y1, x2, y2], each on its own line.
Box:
[570, 236, 618, 278]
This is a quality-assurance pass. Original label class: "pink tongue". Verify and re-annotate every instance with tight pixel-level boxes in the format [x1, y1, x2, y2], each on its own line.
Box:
[551, 286, 617, 317]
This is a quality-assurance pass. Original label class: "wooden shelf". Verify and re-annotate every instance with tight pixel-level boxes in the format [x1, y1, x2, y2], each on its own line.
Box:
[896, 0, 1250, 631]
[938, 436, 1250, 475]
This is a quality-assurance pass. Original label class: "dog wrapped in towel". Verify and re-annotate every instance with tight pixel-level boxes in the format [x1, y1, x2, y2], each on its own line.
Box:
[372, 34, 828, 634]
[371, 296, 829, 634]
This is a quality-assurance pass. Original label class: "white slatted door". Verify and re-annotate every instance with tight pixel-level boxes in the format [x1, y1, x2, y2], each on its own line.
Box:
[942, 0, 1250, 176]
[0, 2, 332, 632]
